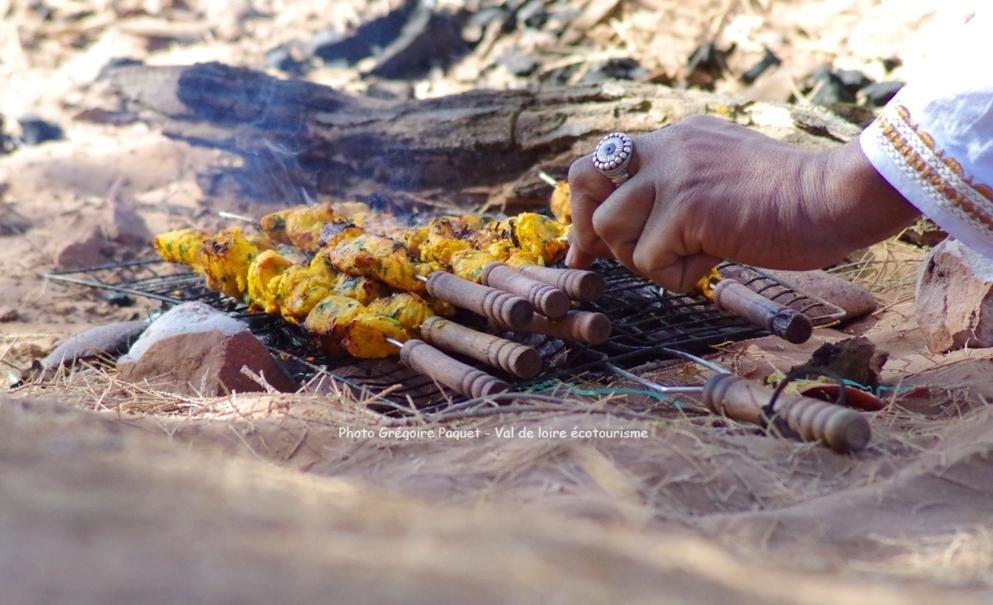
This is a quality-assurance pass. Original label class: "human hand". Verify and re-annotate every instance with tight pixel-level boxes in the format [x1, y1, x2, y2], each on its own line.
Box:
[566, 115, 919, 291]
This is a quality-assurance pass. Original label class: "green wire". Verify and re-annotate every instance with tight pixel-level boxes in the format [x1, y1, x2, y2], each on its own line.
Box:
[525, 380, 690, 409]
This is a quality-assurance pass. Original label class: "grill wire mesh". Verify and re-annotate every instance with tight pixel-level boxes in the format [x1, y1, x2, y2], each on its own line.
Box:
[46, 258, 843, 408]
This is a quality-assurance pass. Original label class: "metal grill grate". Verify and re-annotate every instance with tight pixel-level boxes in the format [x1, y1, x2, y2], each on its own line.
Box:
[47, 258, 843, 407]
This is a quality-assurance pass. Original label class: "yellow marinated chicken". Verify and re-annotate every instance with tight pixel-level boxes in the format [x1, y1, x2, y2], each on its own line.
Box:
[154, 228, 208, 267]
[275, 262, 334, 324]
[259, 201, 337, 251]
[400, 215, 482, 265]
[325, 232, 429, 294]
[549, 181, 572, 224]
[449, 249, 496, 282]
[200, 227, 260, 299]
[511, 213, 569, 264]
[695, 267, 722, 299]
[247, 249, 295, 314]
[303, 295, 407, 358]
[276, 253, 392, 323]
[366, 293, 435, 335]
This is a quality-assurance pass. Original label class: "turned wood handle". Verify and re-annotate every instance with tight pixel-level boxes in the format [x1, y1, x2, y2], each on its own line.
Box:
[426, 271, 534, 329]
[516, 265, 605, 302]
[702, 374, 870, 453]
[512, 310, 611, 345]
[400, 339, 509, 398]
[482, 263, 570, 319]
[712, 279, 813, 344]
[420, 316, 543, 379]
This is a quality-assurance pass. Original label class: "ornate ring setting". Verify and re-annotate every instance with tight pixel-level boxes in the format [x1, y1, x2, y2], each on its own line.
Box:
[592, 132, 634, 186]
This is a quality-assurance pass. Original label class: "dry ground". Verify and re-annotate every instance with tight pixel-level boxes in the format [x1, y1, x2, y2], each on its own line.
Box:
[2, 1, 992, 603]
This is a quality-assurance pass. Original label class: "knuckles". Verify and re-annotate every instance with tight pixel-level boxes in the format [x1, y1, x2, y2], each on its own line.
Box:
[567, 155, 598, 188]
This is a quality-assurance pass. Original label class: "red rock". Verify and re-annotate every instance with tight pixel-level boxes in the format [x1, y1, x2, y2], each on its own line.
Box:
[117, 302, 297, 395]
[916, 239, 993, 353]
[50, 185, 151, 269]
[0, 306, 17, 322]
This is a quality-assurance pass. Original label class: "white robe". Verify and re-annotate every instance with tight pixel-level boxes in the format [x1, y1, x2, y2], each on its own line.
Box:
[860, 8, 993, 259]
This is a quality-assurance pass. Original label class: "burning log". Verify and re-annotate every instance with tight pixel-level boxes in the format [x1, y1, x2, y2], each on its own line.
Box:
[108, 62, 861, 208]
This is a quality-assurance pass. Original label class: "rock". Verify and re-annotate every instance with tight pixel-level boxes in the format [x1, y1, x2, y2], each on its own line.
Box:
[862, 81, 904, 107]
[51, 184, 151, 269]
[0, 205, 31, 235]
[117, 302, 297, 395]
[789, 336, 888, 391]
[718, 266, 877, 322]
[17, 115, 64, 145]
[899, 217, 947, 248]
[0, 306, 18, 322]
[916, 239, 993, 353]
[37, 320, 148, 373]
[51, 225, 120, 269]
[103, 186, 152, 247]
[763, 269, 878, 321]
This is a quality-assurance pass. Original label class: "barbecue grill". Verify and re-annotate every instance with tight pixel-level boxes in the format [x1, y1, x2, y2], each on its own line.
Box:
[47, 258, 844, 408]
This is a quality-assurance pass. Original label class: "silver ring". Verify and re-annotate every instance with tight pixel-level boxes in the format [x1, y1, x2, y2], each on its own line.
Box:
[593, 132, 634, 186]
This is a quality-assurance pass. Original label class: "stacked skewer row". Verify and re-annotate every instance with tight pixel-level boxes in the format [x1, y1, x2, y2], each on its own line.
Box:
[155, 201, 611, 398]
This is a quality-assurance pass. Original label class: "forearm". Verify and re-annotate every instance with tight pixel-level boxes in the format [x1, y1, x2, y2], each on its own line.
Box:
[811, 140, 920, 253]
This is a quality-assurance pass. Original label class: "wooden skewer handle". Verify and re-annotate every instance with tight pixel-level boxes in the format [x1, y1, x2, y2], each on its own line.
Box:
[712, 279, 813, 344]
[419, 316, 543, 379]
[400, 339, 509, 398]
[516, 265, 606, 302]
[482, 263, 570, 319]
[702, 374, 870, 453]
[510, 310, 611, 345]
[426, 271, 534, 329]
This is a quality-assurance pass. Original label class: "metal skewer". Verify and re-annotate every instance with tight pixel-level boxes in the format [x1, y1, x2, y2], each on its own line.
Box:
[604, 350, 870, 453]
[218, 211, 256, 223]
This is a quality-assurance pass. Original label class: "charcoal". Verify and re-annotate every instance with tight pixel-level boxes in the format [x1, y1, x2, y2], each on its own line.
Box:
[312, 0, 420, 66]
[499, 52, 539, 76]
[835, 69, 872, 89]
[17, 115, 64, 145]
[516, 0, 547, 28]
[581, 58, 647, 84]
[265, 44, 310, 76]
[685, 42, 732, 89]
[97, 57, 143, 81]
[862, 81, 904, 106]
[740, 47, 781, 84]
[368, 7, 470, 79]
[811, 78, 854, 105]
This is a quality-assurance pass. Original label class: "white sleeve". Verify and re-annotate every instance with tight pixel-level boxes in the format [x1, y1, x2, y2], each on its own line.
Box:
[860, 9, 993, 259]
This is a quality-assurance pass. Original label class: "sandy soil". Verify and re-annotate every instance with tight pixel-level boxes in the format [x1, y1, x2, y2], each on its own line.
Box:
[2, 1, 992, 603]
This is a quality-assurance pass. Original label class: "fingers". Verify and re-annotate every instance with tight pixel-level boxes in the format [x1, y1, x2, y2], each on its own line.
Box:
[631, 200, 719, 292]
[644, 252, 720, 293]
[590, 177, 655, 270]
[566, 155, 616, 267]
